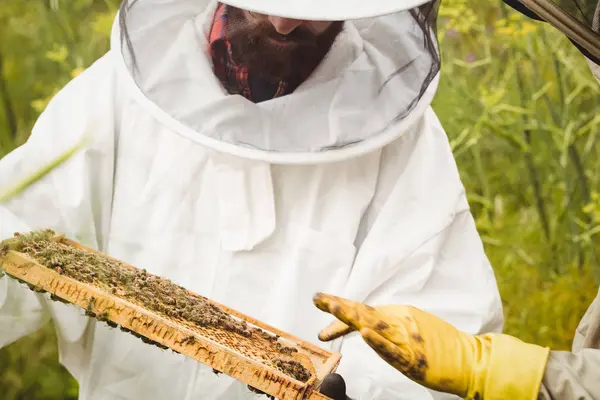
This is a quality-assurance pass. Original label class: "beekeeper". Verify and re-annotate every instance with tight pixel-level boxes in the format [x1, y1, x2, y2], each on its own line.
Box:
[0, 0, 503, 399]
[314, 1, 600, 399]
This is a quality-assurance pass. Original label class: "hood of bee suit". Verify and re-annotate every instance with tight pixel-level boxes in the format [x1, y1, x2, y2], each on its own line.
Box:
[111, 0, 442, 164]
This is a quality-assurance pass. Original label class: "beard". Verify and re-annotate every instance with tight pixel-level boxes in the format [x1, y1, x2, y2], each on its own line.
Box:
[224, 7, 344, 83]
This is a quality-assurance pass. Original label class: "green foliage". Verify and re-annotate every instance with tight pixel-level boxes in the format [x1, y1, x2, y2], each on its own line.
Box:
[0, 0, 599, 398]
[434, 0, 600, 350]
[0, 324, 78, 399]
[0, 0, 118, 156]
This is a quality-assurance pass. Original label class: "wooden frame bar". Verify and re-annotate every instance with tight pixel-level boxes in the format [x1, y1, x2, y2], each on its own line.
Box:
[0, 237, 341, 400]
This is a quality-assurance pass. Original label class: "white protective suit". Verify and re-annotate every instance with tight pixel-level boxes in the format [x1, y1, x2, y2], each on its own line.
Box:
[0, 0, 504, 399]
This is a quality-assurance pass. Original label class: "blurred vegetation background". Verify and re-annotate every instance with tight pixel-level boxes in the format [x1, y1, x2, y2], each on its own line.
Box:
[0, 0, 599, 398]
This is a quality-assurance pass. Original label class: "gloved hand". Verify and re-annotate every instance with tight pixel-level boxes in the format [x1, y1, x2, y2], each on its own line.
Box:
[318, 373, 354, 400]
[313, 293, 551, 400]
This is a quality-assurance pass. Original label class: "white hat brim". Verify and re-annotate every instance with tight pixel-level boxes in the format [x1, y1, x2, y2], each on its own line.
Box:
[218, 0, 432, 20]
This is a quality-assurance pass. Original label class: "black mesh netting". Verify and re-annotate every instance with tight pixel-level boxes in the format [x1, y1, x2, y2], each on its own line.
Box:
[116, 0, 442, 154]
[504, 0, 600, 62]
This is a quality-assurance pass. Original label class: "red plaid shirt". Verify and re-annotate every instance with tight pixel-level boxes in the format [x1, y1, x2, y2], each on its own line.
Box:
[209, 3, 303, 103]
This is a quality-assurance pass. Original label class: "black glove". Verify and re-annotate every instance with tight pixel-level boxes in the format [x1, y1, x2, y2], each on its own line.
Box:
[318, 373, 354, 400]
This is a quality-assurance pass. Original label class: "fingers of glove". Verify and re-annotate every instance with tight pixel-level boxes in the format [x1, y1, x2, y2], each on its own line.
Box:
[313, 293, 413, 345]
[318, 319, 355, 342]
[360, 327, 427, 384]
[313, 293, 384, 332]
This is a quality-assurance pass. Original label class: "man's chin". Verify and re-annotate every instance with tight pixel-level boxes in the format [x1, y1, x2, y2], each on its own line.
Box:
[247, 65, 294, 82]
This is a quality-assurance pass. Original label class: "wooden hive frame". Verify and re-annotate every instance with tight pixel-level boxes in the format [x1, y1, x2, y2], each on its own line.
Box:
[0, 233, 341, 400]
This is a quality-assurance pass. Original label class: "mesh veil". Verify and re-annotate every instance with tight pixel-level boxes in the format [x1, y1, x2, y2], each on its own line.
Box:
[115, 0, 442, 154]
[504, 0, 600, 62]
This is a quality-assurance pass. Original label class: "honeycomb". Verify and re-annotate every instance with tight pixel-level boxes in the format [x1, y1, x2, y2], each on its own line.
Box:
[0, 230, 340, 400]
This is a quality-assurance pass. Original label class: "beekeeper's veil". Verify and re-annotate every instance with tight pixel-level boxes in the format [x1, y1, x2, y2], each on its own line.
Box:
[504, 0, 600, 63]
[114, 0, 441, 162]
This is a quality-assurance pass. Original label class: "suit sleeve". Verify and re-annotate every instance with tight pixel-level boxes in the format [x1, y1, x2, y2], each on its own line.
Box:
[332, 108, 504, 399]
[538, 350, 600, 400]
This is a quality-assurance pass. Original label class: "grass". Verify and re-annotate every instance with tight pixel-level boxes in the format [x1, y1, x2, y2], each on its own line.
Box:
[0, 0, 599, 397]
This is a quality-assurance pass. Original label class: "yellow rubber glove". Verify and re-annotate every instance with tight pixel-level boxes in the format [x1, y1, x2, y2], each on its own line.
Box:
[313, 293, 551, 400]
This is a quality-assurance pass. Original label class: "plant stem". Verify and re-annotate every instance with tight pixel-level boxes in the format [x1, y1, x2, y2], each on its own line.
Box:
[0, 135, 89, 203]
[523, 130, 551, 240]
[0, 51, 18, 141]
[498, 2, 557, 270]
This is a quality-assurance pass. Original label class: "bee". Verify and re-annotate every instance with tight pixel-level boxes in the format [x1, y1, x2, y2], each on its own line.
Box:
[180, 335, 196, 346]
[85, 297, 96, 318]
[106, 320, 118, 329]
[96, 311, 109, 322]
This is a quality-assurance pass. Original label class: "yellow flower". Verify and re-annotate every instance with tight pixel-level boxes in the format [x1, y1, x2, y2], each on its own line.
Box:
[46, 44, 69, 63]
[31, 98, 50, 113]
[71, 67, 85, 78]
[496, 26, 515, 36]
[520, 22, 538, 36]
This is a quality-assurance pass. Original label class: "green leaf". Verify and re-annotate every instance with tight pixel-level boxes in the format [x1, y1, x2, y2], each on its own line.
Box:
[0, 134, 89, 203]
